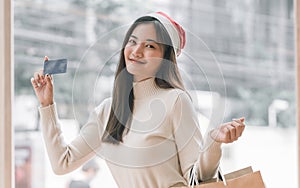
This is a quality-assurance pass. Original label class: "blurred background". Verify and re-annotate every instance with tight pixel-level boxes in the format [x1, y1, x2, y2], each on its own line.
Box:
[13, 0, 296, 187]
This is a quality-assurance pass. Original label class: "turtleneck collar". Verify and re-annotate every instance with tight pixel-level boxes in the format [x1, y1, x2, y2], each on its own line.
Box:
[133, 78, 161, 99]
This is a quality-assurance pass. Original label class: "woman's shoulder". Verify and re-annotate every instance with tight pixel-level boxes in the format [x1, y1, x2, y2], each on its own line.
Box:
[161, 88, 192, 106]
[164, 88, 190, 100]
[94, 97, 112, 115]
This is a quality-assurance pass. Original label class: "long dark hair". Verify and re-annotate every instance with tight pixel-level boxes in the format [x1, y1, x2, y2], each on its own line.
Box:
[102, 16, 185, 144]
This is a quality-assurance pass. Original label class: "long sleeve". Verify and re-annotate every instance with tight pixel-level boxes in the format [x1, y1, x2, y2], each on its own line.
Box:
[39, 99, 110, 175]
[171, 92, 222, 182]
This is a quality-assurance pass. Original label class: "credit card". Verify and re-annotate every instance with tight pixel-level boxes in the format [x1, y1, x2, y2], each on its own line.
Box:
[43, 59, 67, 75]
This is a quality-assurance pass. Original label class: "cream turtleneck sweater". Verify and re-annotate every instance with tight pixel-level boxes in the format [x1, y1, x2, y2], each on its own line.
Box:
[39, 78, 222, 188]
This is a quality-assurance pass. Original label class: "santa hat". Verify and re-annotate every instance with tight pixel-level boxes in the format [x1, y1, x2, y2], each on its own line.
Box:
[146, 12, 186, 56]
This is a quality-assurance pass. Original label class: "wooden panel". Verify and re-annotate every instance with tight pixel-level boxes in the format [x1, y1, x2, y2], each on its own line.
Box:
[296, 0, 300, 187]
[0, 0, 13, 188]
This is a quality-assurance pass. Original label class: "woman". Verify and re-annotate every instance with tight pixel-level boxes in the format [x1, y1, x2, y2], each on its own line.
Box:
[31, 12, 245, 188]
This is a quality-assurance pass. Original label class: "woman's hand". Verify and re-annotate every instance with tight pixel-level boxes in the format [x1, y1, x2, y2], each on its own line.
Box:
[210, 117, 245, 143]
[30, 56, 54, 107]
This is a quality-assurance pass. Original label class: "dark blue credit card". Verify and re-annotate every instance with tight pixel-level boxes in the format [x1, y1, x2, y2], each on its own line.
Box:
[43, 59, 67, 75]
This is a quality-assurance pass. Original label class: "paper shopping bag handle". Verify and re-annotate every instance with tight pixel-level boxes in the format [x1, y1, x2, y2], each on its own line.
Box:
[189, 165, 227, 187]
[217, 167, 227, 186]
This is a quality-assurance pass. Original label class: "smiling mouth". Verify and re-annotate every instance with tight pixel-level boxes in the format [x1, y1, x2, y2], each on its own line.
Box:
[129, 59, 146, 64]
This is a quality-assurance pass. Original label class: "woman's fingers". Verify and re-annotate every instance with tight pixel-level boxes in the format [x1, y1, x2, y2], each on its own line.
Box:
[32, 68, 53, 91]
[211, 118, 246, 143]
[232, 117, 245, 124]
[30, 77, 39, 89]
[33, 56, 49, 86]
[223, 119, 246, 142]
[237, 124, 245, 137]
[226, 125, 235, 141]
[33, 70, 45, 84]
[231, 121, 244, 137]
[233, 118, 246, 137]
[33, 71, 40, 82]
[45, 74, 53, 88]
[30, 56, 54, 106]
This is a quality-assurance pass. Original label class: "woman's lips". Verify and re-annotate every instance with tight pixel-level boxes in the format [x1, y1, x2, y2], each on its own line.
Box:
[129, 59, 146, 64]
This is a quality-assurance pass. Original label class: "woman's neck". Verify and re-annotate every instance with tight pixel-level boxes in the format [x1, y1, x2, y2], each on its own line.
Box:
[134, 74, 159, 82]
[133, 76, 153, 83]
[133, 77, 160, 99]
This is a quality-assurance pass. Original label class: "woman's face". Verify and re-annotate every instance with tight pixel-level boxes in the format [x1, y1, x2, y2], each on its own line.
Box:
[124, 23, 164, 82]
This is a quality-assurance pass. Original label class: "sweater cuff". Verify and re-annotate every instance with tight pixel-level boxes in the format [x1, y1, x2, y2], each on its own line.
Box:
[39, 103, 59, 124]
[203, 131, 222, 151]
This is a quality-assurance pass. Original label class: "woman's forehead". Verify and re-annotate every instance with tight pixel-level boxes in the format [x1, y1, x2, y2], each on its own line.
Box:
[131, 23, 158, 41]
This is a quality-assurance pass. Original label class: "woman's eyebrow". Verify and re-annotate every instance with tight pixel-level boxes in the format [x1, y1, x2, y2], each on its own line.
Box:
[146, 39, 159, 43]
[130, 35, 159, 43]
[130, 35, 138, 39]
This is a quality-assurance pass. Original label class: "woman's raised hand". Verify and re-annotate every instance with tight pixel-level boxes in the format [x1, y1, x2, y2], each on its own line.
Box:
[30, 56, 54, 107]
[210, 117, 246, 143]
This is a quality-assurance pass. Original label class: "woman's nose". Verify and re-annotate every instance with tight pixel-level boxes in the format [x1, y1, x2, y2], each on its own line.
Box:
[132, 44, 143, 57]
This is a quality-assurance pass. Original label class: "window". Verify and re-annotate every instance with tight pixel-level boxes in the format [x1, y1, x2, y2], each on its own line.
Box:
[10, 0, 298, 187]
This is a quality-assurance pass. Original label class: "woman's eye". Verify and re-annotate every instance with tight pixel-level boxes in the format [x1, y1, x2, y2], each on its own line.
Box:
[128, 39, 136, 45]
[146, 44, 155, 49]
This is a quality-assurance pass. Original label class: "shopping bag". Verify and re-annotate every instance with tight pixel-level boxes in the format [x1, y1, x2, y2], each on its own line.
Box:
[174, 166, 265, 188]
